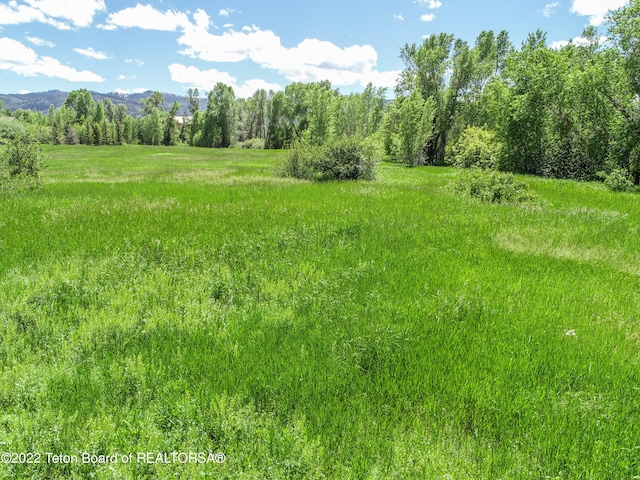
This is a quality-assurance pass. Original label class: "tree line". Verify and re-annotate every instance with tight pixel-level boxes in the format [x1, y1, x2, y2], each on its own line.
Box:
[1, 0, 639, 184]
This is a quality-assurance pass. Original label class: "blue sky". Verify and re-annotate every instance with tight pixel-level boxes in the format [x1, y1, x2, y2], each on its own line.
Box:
[0, 0, 630, 98]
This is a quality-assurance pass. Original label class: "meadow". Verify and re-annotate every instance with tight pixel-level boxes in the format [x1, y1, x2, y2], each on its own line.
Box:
[1, 144, 639, 479]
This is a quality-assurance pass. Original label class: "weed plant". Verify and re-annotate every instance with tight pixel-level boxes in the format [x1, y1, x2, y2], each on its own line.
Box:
[0, 146, 639, 478]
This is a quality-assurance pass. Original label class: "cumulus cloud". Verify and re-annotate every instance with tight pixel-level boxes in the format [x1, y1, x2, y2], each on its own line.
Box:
[415, 0, 442, 8]
[117, 74, 137, 80]
[550, 34, 608, 49]
[420, 14, 436, 22]
[570, 0, 627, 25]
[104, 3, 191, 31]
[25, 36, 55, 47]
[219, 8, 239, 17]
[0, 3, 48, 26]
[175, 24, 399, 88]
[168, 63, 283, 98]
[74, 46, 110, 60]
[542, 2, 560, 17]
[103, 4, 399, 89]
[0, 0, 105, 28]
[0, 37, 104, 81]
[393, 13, 404, 21]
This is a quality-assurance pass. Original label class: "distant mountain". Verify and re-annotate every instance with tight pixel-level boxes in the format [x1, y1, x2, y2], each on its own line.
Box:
[0, 90, 207, 118]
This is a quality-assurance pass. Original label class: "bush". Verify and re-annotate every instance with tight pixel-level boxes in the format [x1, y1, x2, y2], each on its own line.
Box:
[0, 117, 27, 144]
[276, 137, 376, 181]
[597, 168, 634, 192]
[450, 169, 540, 204]
[237, 138, 265, 149]
[450, 126, 501, 169]
[0, 137, 46, 193]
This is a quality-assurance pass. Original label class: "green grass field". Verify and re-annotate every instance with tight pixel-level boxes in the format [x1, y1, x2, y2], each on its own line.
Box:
[1, 144, 640, 479]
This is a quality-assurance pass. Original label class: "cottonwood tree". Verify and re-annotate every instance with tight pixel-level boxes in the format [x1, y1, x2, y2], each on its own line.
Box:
[397, 32, 498, 165]
[163, 101, 181, 146]
[383, 89, 435, 166]
[200, 83, 237, 148]
[306, 81, 337, 145]
[64, 89, 95, 122]
[607, 0, 640, 183]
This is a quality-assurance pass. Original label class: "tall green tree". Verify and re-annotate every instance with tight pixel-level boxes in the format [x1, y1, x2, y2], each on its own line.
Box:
[607, 0, 640, 183]
[306, 81, 337, 145]
[200, 83, 237, 148]
[141, 91, 165, 115]
[163, 101, 181, 146]
[266, 91, 293, 149]
[398, 33, 477, 165]
[64, 89, 95, 122]
[383, 90, 435, 166]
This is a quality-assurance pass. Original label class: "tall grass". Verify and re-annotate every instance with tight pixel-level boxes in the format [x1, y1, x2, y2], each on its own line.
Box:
[1, 145, 639, 478]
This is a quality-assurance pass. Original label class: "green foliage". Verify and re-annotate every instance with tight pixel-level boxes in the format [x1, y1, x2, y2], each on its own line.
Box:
[398, 31, 512, 165]
[450, 125, 501, 168]
[598, 167, 634, 192]
[450, 168, 540, 204]
[276, 136, 376, 181]
[64, 89, 95, 122]
[237, 137, 265, 149]
[0, 137, 45, 192]
[0, 117, 27, 144]
[200, 83, 237, 148]
[384, 90, 435, 166]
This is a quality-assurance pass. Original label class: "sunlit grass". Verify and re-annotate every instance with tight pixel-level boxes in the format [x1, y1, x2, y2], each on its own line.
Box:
[1, 145, 639, 478]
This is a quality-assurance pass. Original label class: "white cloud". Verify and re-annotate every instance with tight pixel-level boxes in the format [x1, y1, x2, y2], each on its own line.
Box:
[74, 46, 109, 60]
[125, 58, 145, 66]
[104, 4, 191, 31]
[192, 8, 209, 30]
[25, 35, 55, 47]
[570, 0, 627, 26]
[415, 0, 442, 8]
[114, 88, 148, 94]
[0, 37, 104, 81]
[551, 34, 608, 49]
[219, 8, 239, 17]
[176, 25, 399, 88]
[178, 26, 279, 63]
[0, 0, 105, 28]
[223, 23, 233, 28]
[117, 74, 137, 80]
[393, 13, 404, 21]
[420, 14, 436, 22]
[542, 2, 560, 17]
[168, 63, 283, 98]
[0, 3, 47, 26]
[24, 0, 106, 27]
[104, 4, 398, 89]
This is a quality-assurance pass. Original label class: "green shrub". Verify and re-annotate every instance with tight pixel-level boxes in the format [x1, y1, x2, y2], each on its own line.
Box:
[0, 117, 27, 144]
[597, 167, 634, 192]
[450, 126, 501, 169]
[0, 137, 46, 193]
[450, 169, 540, 204]
[276, 137, 376, 181]
[237, 137, 265, 149]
